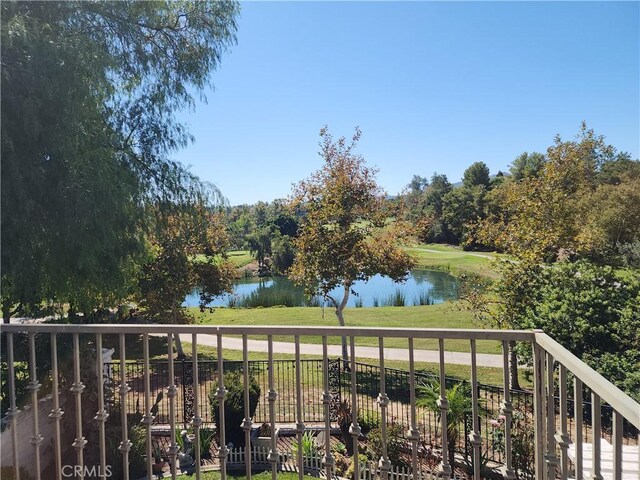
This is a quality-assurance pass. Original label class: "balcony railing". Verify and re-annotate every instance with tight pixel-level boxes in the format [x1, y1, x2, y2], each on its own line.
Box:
[1, 324, 639, 480]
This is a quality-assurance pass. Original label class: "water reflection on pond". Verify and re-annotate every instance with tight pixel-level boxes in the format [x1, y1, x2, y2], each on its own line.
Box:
[183, 269, 459, 308]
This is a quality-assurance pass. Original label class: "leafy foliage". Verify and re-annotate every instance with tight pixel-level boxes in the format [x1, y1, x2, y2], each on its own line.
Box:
[366, 422, 408, 468]
[138, 204, 235, 354]
[466, 259, 640, 400]
[289, 127, 415, 359]
[474, 124, 635, 263]
[209, 370, 260, 447]
[462, 162, 491, 189]
[417, 381, 482, 466]
[509, 152, 546, 181]
[1, 1, 239, 319]
[292, 431, 321, 469]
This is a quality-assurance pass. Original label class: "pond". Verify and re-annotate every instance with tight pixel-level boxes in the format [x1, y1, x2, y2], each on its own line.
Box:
[183, 269, 459, 308]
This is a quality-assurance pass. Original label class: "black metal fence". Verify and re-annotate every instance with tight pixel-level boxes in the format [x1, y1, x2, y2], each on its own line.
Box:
[106, 357, 638, 471]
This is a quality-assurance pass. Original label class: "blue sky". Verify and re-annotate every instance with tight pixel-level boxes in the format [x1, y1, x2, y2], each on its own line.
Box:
[173, 1, 640, 206]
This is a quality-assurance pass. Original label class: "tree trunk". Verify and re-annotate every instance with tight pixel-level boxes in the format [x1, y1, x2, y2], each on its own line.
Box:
[174, 334, 186, 359]
[509, 341, 521, 390]
[2, 301, 23, 323]
[173, 304, 186, 359]
[334, 285, 351, 367]
[2, 302, 10, 324]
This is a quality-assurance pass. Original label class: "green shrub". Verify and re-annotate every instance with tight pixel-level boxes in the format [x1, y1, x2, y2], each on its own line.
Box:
[366, 422, 408, 468]
[333, 452, 350, 477]
[357, 410, 381, 434]
[292, 431, 319, 458]
[345, 453, 369, 480]
[106, 423, 147, 479]
[198, 428, 215, 459]
[209, 370, 260, 447]
[332, 441, 347, 456]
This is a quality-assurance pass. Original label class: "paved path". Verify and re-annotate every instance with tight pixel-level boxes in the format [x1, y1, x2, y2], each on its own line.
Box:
[410, 247, 495, 260]
[9, 317, 503, 367]
[173, 334, 504, 368]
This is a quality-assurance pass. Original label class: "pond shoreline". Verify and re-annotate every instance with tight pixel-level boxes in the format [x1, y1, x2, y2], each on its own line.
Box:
[184, 268, 460, 309]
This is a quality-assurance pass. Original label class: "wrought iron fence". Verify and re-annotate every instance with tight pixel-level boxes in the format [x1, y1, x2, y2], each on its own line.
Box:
[105, 356, 638, 473]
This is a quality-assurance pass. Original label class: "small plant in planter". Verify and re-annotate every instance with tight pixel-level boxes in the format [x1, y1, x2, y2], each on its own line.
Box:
[292, 431, 321, 471]
[209, 370, 260, 447]
[251, 422, 280, 450]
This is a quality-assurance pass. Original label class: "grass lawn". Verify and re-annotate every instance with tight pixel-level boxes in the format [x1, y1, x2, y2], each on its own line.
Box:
[192, 250, 254, 269]
[227, 250, 254, 268]
[405, 243, 502, 278]
[191, 303, 500, 355]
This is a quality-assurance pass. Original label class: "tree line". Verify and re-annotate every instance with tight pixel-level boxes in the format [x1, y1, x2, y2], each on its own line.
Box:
[406, 125, 639, 399]
[400, 127, 639, 267]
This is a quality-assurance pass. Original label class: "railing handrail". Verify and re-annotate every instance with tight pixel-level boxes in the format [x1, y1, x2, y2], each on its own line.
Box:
[0, 323, 535, 340]
[534, 331, 640, 429]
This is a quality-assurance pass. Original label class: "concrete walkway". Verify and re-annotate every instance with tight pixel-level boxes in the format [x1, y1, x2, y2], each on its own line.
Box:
[411, 247, 496, 260]
[174, 334, 504, 368]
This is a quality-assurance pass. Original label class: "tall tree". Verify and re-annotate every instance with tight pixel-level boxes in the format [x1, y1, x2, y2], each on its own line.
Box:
[418, 173, 454, 243]
[138, 202, 236, 357]
[462, 162, 491, 189]
[442, 185, 488, 246]
[407, 174, 429, 194]
[1, 1, 239, 320]
[468, 125, 638, 387]
[509, 152, 546, 181]
[474, 125, 621, 262]
[289, 127, 415, 361]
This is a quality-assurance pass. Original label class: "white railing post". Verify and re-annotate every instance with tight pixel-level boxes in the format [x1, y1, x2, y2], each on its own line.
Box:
[167, 333, 179, 480]
[140, 333, 153, 480]
[437, 339, 452, 480]
[6, 333, 21, 480]
[192, 333, 202, 480]
[612, 411, 623, 480]
[294, 335, 305, 479]
[408, 338, 420, 480]
[242, 334, 253, 480]
[533, 341, 546, 480]
[500, 340, 516, 480]
[70, 333, 86, 480]
[321, 336, 334, 480]
[267, 335, 278, 480]
[96, 333, 110, 480]
[217, 333, 229, 480]
[377, 337, 391, 480]
[49, 333, 63, 480]
[469, 339, 483, 480]
[555, 365, 571, 480]
[118, 333, 132, 480]
[27, 333, 44, 480]
[589, 393, 603, 480]
[545, 353, 559, 480]
[350, 336, 362, 480]
[574, 378, 584, 480]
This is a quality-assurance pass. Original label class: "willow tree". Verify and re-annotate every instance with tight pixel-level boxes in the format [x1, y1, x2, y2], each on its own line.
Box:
[1, 1, 239, 321]
[289, 127, 415, 361]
